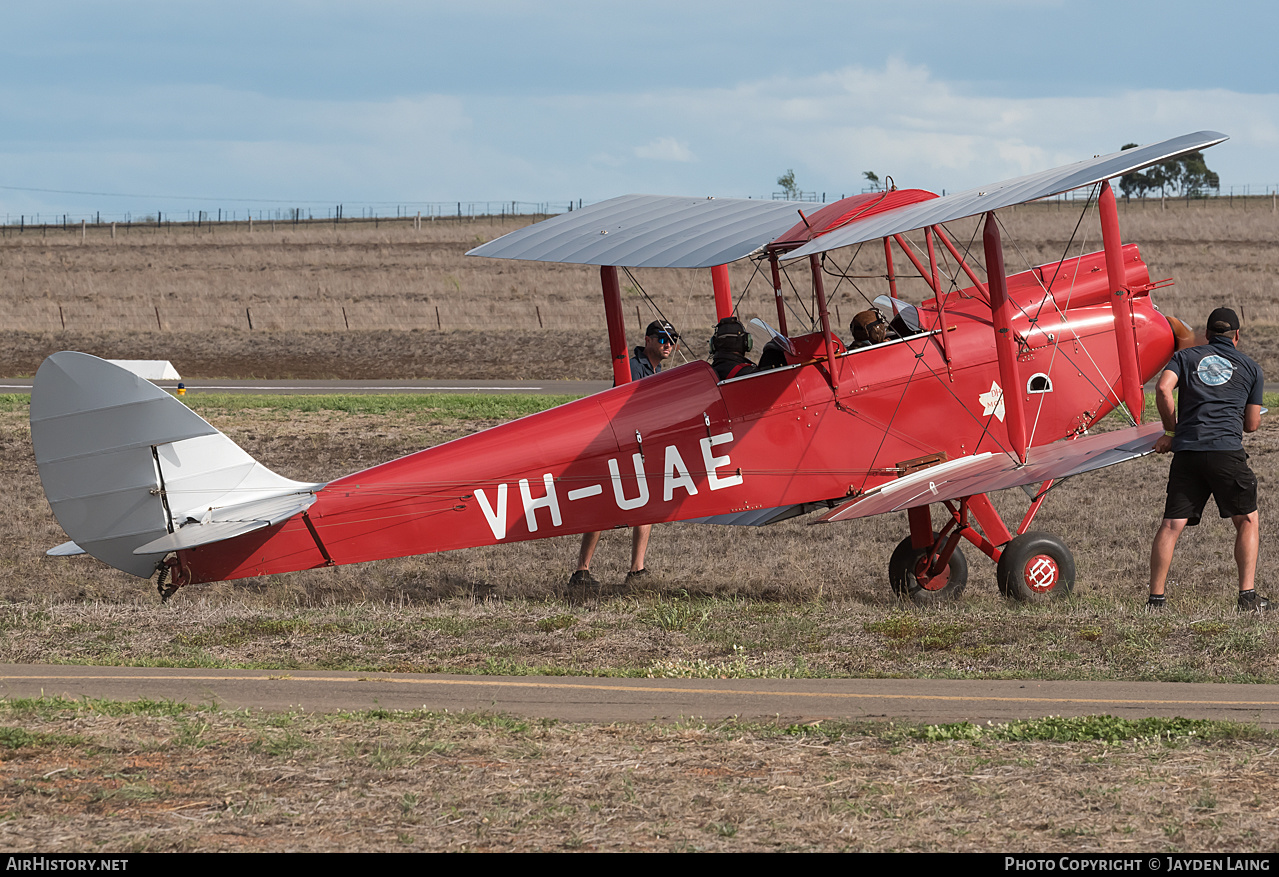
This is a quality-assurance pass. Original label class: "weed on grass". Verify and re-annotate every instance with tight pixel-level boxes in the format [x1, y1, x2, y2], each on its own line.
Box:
[641, 594, 709, 632]
[903, 715, 1261, 744]
[864, 614, 966, 651]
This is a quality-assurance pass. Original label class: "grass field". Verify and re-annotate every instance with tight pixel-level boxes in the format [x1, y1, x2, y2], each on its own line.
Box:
[4, 202, 1279, 851]
[3, 698, 1274, 852]
[3, 393, 1279, 851]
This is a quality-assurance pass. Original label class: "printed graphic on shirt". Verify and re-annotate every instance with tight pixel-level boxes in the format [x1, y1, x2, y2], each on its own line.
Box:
[1197, 355, 1234, 387]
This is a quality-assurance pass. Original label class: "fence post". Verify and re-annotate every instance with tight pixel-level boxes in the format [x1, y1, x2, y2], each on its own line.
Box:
[246, 308, 253, 330]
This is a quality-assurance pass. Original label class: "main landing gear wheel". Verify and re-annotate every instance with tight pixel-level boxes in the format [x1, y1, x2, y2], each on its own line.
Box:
[997, 532, 1075, 602]
[888, 534, 968, 606]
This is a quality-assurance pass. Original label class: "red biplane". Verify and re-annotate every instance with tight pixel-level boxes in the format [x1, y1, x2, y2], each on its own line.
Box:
[32, 131, 1224, 603]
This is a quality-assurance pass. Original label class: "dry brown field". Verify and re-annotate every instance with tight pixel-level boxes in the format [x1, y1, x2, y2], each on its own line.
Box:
[3, 198, 1279, 852]
[1, 196, 1278, 379]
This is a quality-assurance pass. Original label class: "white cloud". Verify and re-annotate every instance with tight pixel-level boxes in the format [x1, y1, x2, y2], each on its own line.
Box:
[3, 60, 1277, 217]
[633, 137, 695, 162]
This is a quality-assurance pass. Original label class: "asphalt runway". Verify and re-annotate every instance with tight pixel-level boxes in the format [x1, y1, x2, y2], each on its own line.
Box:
[3, 665, 1278, 727]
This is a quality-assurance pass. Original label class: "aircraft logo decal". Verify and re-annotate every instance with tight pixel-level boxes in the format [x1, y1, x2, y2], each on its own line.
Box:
[1025, 555, 1060, 592]
[979, 381, 1006, 422]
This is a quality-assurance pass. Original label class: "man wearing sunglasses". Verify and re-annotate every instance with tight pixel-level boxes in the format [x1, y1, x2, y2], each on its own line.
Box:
[629, 320, 680, 379]
[570, 320, 680, 590]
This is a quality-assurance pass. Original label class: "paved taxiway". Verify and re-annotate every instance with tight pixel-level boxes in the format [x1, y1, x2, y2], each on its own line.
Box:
[3, 665, 1278, 727]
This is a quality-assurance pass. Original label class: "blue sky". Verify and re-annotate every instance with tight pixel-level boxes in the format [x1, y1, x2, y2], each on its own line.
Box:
[2, 1, 1276, 219]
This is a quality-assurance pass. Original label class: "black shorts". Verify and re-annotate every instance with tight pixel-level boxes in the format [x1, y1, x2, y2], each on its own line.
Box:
[1163, 449, 1258, 526]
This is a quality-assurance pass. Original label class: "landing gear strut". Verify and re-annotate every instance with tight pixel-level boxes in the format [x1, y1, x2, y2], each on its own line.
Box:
[888, 489, 1074, 605]
[888, 532, 967, 605]
[155, 555, 191, 603]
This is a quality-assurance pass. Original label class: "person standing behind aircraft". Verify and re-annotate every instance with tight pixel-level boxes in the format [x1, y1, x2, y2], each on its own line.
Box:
[569, 320, 680, 589]
[1148, 307, 1266, 612]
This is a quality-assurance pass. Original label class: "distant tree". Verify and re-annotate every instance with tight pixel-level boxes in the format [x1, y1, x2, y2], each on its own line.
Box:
[777, 169, 800, 200]
[1118, 144, 1150, 199]
[1179, 150, 1220, 197]
[863, 171, 881, 191]
[1117, 143, 1219, 199]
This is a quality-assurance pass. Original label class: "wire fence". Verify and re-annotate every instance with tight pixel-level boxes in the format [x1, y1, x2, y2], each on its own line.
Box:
[3, 300, 739, 335]
[6, 184, 1279, 231]
[0, 200, 580, 229]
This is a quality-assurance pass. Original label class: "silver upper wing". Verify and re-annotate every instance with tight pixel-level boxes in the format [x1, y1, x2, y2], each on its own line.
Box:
[466, 194, 803, 268]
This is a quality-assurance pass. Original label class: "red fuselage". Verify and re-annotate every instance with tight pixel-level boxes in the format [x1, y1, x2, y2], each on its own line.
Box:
[180, 245, 1173, 583]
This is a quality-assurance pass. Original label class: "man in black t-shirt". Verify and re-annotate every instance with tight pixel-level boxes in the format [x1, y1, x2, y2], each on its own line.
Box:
[1148, 307, 1267, 611]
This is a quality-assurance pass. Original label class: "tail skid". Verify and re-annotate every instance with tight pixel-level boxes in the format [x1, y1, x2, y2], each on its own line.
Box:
[31, 353, 324, 578]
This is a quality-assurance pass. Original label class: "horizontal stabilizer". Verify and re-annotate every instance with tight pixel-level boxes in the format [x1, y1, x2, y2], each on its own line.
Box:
[31, 352, 324, 577]
[46, 541, 85, 557]
[133, 493, 317, 554]
[818, 422, 1164, 523]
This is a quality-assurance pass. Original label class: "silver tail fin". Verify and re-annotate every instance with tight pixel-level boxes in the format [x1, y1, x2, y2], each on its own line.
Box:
[31, 352, 323, 578]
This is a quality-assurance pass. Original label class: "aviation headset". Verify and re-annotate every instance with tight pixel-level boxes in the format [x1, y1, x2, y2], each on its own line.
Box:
[709, 316, 753, 356]
[850, 308, 889, 345]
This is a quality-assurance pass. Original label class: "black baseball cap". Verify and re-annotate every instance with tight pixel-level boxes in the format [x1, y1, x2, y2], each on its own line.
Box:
[1207, 307, 1240, 334]
[645, 320, 679, 341]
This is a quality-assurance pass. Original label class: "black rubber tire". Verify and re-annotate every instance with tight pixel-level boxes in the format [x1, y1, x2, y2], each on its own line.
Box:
[888, 533, 968, 606]
[997, 531, 1076, 602]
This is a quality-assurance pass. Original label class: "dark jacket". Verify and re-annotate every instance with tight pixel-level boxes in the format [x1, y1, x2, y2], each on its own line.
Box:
[712, 352, 756, 381]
